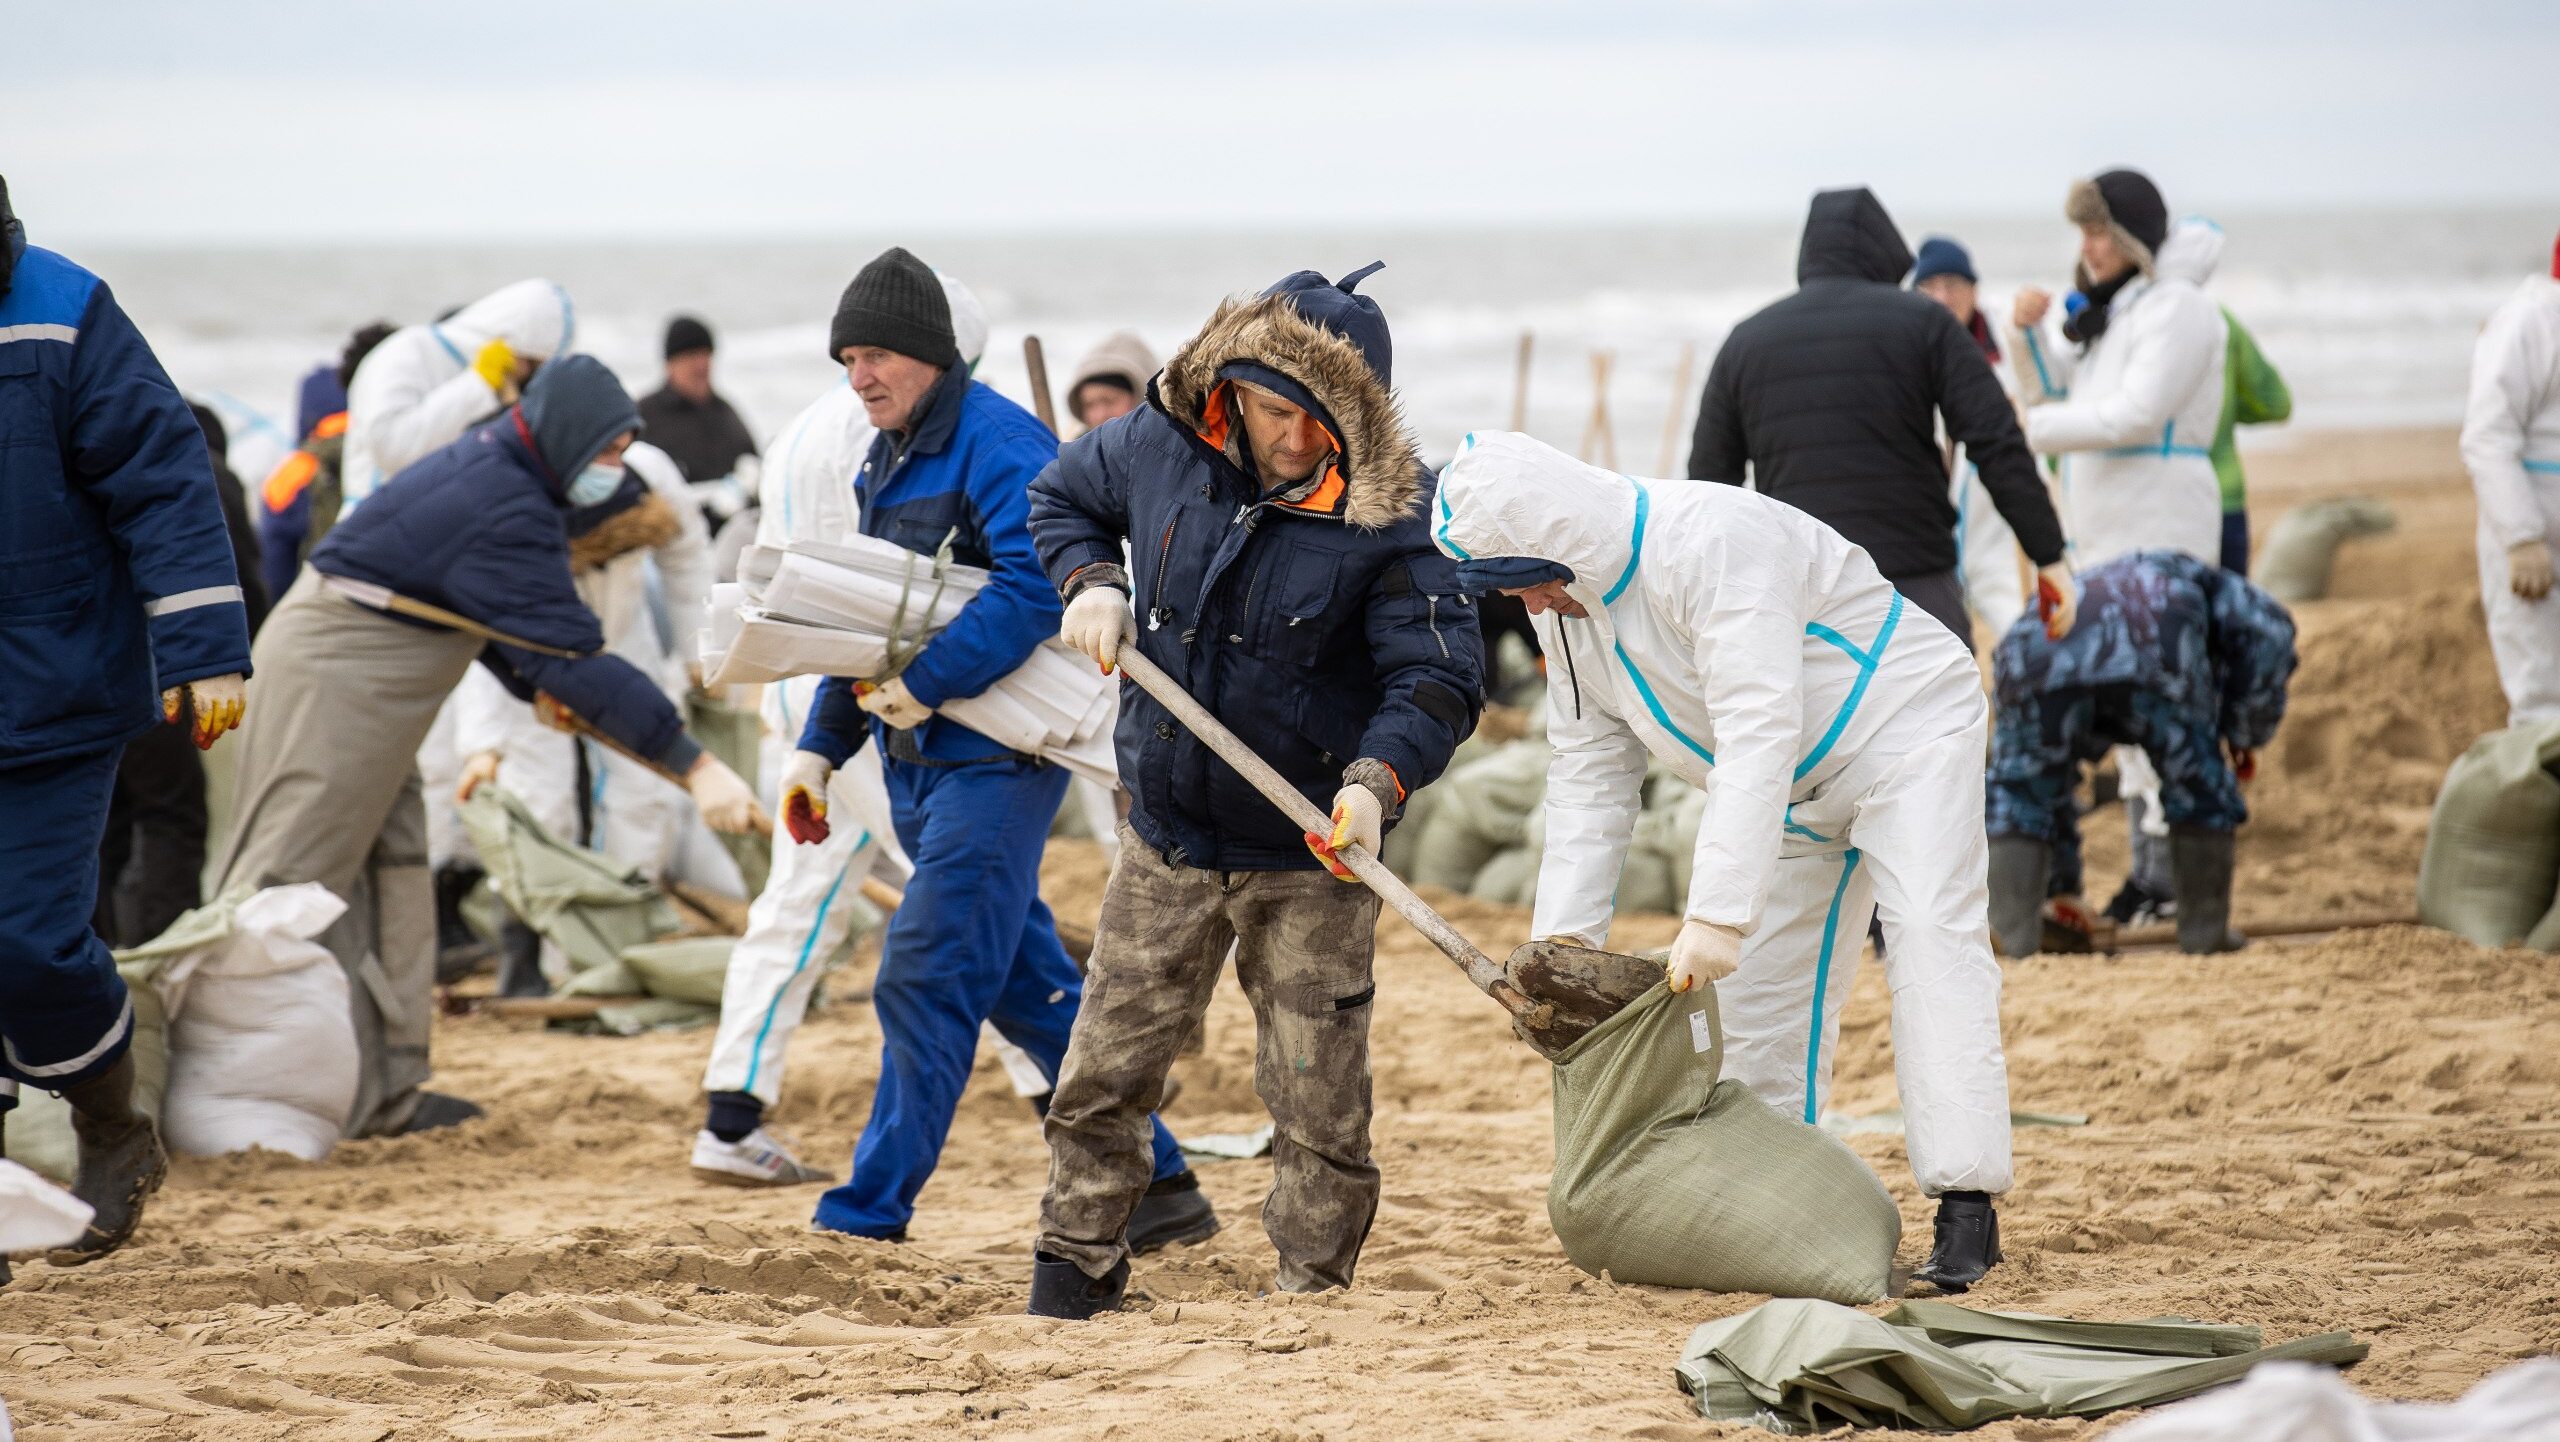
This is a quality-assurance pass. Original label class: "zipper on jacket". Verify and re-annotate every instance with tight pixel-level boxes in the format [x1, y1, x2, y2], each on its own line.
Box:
[1147, 514, 1181, 631]
[1426, 594, 1449, 658]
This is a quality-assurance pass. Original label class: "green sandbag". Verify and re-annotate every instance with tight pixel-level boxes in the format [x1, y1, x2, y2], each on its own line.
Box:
[1548, 981, 1900, 1304]
[686, 691, 772, 897]
[1471, 846, 1542, 907]
[462, 788, 680, 990]
[2415, 720, 2560, 948]
[619, 936, 738, 1006]
[1408, 738, 1550, 890]
[1676, 1296, 2366, 1432]
[2254, 498, 2395, 604]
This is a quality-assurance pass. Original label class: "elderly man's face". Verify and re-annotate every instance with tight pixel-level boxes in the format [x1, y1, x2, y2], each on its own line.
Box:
[843, 346, 945, 432]
[1505, 579, 1586, 619]
[1916, 274, 1978, 326]
[667, 349, 713, 403]
[1235, 383, 1331, 487]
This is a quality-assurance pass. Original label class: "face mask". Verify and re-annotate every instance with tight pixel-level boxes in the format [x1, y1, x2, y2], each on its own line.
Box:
[567, 462, 624, 507]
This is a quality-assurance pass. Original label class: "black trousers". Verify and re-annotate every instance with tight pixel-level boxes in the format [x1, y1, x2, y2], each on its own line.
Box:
[1892, 567, 1973, 656]
[94, 722, 206, 948]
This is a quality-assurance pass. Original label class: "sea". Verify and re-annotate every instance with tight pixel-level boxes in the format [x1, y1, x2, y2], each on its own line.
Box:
[85, 208, 2554, 483]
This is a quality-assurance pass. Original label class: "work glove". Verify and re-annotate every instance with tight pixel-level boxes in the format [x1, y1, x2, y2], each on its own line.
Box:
[780, 749, 834, 845]
[1303, 781, 1384, 881]
[455, 749, 503, 803]
[532, 692, 578, 734]
[471, 337, 520, 398]
[161, 673, 246, 751]
[2036, 561, 2080, 640]
[1665, 920, 1746, 993]
[855, 676, 932, 730]
[2229, 744, 2258, 784]
[688, 754, 771, 837]
[2511, 540, 2555, 600]
[1060, 585, 1135, 674]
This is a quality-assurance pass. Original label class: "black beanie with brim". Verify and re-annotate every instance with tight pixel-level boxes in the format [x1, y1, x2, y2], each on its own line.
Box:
[827, 246, 959, 368]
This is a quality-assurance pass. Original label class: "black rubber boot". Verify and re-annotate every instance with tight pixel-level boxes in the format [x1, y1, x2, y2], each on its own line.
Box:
[496, 919, 549, 998]
[1126, 1170, 1221, 1255]
[2169, 826, 2247, 955]
[395, 1092, 486, 1135]
[1910, 1190, 2002, 1293]
[1027, 1251, 1129, 1320]
[1986, 837, 2049, 959]
[51, 1054, 167, 1264]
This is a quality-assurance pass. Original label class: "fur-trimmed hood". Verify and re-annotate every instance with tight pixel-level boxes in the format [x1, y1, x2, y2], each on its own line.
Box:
[568, 488, 681, 573]
[1158, 271, 1422, 531]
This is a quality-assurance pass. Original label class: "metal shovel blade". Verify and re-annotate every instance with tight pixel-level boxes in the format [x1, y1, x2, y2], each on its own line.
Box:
[1503, 940, 1664, 1053]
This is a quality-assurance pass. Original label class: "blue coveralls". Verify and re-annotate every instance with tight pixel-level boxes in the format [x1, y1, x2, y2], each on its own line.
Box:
[799, 364, 1182, 1238]
[1986, 550, 2296, 896]
[0, 226, 253, 1104]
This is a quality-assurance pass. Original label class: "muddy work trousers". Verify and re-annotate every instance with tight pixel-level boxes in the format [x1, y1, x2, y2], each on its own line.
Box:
[1039, 827, 1382, 1291]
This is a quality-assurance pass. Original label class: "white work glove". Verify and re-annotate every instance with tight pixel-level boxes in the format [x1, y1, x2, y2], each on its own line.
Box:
[160, 673, 246, 751]
[1665, 921, 1745, 993]
[1304, 781, 1384, 881]
[2036, 560, 2081, 640]
[2511, 541, 2555, 600]
[687, 753, 772, 837]
[1060, 585, 1135, 674]
[856, 676, 932, 730]
[780, 748, 835, 845]
[455, 749, 503, 803]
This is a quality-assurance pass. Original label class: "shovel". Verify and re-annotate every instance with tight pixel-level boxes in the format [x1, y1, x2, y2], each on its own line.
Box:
[1115, 650, 1659, 1059]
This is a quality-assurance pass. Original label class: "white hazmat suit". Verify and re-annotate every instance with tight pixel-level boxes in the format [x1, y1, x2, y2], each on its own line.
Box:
[2020, 220, 2228, 570]
[2461, 269, 2560, 726]
[1434, 432, 2012, 1197]
[342, 279, 578, 509]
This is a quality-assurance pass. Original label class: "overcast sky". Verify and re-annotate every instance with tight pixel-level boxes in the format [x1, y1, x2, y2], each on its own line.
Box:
[11, 0, 2557, 246]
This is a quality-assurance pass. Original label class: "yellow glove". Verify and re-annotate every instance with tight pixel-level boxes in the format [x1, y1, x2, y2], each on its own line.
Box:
[1666, 921, 1745, 993]
[161, 673, 246, 750]
[2510, 541, 2555, 600]
[471, 337, 520, 397]
[855, 677, 932, 730]
[455, 749, 503, 803]
[1305, 781, 1383, 881]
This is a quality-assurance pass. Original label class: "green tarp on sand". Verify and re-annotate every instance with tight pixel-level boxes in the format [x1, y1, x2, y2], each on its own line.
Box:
[1676, 1297, 2365, 1432]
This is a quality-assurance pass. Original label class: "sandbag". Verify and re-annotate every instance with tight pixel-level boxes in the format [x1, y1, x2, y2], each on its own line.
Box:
[2415, 720, 2560, 948]
[1408, 738, 1550, 890]
[619, 936, 736, 1006]
[0, 1159, 91, 1254]
[1548, 980, 1901, 1303]
[157, 884, 361, 1160]
[463, 787, 680, 987]
[1471, 846, 1542, 906]
[2254, 498, 2395, 604]
[686, 690, 771, 896]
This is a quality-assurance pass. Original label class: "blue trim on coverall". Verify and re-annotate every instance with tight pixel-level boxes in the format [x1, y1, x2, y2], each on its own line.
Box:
[811, 755, 1182, 1238]
[1802, 847, 1864, 1124]
[740, 836, 866, 1097]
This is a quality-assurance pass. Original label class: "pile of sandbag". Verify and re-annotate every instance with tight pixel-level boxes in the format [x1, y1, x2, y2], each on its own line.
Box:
[2254, 498, 2396, 604]
[2415, 719, 2560, 949]
[701, 535, 1116, 784]
[1391, 725, 1704, 916]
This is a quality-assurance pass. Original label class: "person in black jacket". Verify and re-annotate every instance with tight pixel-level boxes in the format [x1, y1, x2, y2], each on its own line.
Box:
[1689, 187, 2077, 647]
[636, 314, 759, 490]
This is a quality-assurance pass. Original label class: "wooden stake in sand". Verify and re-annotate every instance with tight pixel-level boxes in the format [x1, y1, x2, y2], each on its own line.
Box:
[1023, 335, 1059, 435]
[1656, 340, 1696, 476]
[1509, 330, 1534, 432]
[1579, 350, 1617, 468]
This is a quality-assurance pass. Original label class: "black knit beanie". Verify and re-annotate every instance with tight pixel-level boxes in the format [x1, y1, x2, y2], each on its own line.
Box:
[826, 247, 958, 368]
[664, 314, 714, 359]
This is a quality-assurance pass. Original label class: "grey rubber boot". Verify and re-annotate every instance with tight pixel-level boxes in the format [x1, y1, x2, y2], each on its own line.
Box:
[51, 1053, 167, 1264]
[2168, 826, 2247, 954]
[1986, 836, 2050, 959]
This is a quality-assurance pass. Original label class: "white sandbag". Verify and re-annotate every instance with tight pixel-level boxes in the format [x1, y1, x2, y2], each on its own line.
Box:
[2108, 1356, 2560, 1442]
[0, 1157, 93, 1254]
[161, 883, 362, 1162]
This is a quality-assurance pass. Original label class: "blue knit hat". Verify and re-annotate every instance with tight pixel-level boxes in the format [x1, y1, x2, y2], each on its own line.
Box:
[1911, 236, 1976, 286]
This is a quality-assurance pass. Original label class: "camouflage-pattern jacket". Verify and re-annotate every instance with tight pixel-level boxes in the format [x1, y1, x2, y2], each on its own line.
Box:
[1992, 549, 2298, 749]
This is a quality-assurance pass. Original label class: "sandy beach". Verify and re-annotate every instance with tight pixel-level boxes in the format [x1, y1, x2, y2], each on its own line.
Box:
[4, 424, 2554, 1441]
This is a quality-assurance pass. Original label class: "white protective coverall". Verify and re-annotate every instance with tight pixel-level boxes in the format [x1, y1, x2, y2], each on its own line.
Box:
[342, 279, 578, 509]
[697, 275, 1064, 1108]
[450, 441, 721, 881]
[2019, 219, 2228, 571]
[2460, 271, 2560, 726]
[1435, 432, 2012, 1196]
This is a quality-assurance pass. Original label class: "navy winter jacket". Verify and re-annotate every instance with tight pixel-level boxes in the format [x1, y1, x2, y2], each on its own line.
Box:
[1033, 315, 1482, 872]
[0, 228, 253, 767]
[799, 364, 1064, 768]
[308, 400, 699, 772]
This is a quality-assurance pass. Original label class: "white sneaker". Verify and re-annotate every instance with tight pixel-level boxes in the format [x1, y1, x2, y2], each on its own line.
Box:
[690, 1128, 831, 1187]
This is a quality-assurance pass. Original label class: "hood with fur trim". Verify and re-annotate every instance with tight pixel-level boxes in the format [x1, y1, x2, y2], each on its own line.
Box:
[1159, 274, 1422, 532]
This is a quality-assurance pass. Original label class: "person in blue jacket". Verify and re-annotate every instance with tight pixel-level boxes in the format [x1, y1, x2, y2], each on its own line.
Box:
[1024, 264, 1484, 1317]
[0, 175, 254, 1272]
[1987, 549, 2296, 957]
[257, 321, 394, 603]
[211, 355, 767, 1139]
[768, 248, 1205, 1247]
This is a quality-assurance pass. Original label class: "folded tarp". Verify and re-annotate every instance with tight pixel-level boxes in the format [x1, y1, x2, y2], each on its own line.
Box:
[461, 787, 680, 995]
[1675, 1297, 2367, 1433]
[703, 537, 1119, 786]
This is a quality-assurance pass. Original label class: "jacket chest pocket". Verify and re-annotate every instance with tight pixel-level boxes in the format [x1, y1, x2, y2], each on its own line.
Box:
[1244, 542, 1341, 662]
[0, 348, 52, 450]
[872, 493, 977, 566]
